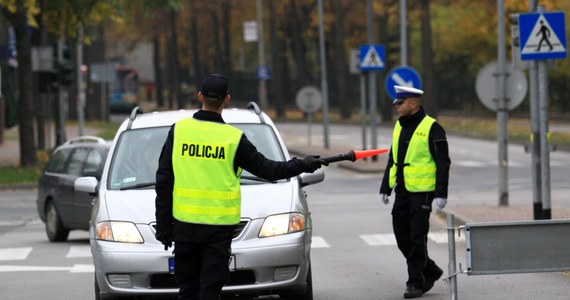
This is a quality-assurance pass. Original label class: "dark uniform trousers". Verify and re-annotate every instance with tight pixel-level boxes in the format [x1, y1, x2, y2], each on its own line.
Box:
[392, 190, 439, 287]
[174, 238, 232, 300]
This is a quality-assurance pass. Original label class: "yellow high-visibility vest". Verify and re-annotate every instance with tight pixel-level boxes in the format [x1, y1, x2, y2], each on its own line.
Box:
[172, 118, 243, 225]
[389, 116, 436, 192]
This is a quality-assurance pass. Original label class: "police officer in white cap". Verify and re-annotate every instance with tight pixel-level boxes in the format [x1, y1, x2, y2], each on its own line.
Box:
[378, 85, 451, 298]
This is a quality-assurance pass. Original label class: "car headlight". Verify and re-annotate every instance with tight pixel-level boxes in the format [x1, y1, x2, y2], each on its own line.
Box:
[96, 221, 144, 243]
[259, 213, 306, 238]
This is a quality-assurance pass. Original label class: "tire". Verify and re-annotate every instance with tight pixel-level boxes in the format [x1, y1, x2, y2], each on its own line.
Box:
[280, 264, 313, 300]
[45, 200, 69, 242]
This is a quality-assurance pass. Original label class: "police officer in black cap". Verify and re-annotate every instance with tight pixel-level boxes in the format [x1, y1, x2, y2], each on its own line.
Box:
[155, 73, 327, 300]
[379, 85, 451, 298]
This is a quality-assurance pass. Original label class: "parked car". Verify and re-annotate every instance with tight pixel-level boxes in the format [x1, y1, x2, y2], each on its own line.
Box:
[36, 136, 110, 242]
[75, 103, 325, 300]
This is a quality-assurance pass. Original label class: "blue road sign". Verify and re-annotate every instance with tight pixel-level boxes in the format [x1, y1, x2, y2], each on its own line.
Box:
[257, 65, 270, 80]
[519, 12, 567, 60]
[359, 45, 385, 71]
[384, 66, 422, 100]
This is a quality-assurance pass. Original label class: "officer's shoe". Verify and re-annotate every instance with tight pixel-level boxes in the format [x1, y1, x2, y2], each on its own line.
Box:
[404, 286, 424, 298]
[422, 265, 444, 294]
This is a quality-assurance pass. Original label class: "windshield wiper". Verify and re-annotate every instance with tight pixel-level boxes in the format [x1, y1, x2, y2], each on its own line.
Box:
[120, 182, 156, 190]
[240, 175, 276, 184]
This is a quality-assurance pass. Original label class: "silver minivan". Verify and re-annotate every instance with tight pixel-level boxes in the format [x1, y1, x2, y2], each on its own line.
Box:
[75, 104, 324, 300]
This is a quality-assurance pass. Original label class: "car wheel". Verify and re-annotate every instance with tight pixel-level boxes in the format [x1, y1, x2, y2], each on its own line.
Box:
[280, 264, 313, 300]
[45, 200, 69, 242]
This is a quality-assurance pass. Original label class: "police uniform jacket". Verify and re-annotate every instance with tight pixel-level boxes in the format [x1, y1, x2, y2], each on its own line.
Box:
[379, 107, 450, 199]
[155, 110, 310, 243]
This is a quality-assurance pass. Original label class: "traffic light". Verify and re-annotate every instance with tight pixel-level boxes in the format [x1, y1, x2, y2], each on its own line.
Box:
[510, 14, 520, 47]
[57, 39, 74, 86]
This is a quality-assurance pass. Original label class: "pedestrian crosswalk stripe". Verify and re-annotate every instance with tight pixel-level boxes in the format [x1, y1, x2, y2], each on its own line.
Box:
[360, 234, 397, 246]
[69, 264, 95, 273]
[311, 236, 330, 248]
[428, 232, 465, 244]
[66, 245, 92, 258]
[0, 247, 32, 261]
[0, 264, 94, 273]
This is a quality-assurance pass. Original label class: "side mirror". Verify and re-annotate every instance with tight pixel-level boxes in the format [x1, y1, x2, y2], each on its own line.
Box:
[299, 168, 325, 187]
[74, 176, 99, 196]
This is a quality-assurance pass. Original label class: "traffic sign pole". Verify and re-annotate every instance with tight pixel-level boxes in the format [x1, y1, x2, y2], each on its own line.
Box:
[537, 5, 552, 219]
[528, 0, 543, 220]
[497, 0, 509, 207]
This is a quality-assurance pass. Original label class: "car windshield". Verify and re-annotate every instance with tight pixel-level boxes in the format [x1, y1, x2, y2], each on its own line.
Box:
[107, 123, 286, 190]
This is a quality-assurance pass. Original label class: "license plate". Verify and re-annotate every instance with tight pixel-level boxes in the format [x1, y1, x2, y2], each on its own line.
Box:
[168, 257, 175, 274]
[168, 256, 235, 274]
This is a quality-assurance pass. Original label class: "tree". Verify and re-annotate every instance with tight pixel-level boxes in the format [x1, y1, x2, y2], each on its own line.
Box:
[0, 0, 39, 166]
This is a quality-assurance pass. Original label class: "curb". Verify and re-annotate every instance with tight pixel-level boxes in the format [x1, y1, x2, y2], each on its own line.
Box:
[0, 183, 37, 191]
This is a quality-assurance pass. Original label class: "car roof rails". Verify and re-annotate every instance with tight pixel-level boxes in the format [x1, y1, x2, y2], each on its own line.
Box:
[127, 106, 144, 130]
[247, 102, 266, 124]
[64, 136, 107, 145]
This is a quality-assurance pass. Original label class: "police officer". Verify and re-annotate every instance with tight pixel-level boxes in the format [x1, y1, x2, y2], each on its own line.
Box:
[379, 85, 451, 298]
[155, 73, 327, 300]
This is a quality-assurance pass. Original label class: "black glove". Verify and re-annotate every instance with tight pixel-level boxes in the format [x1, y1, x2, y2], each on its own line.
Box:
[155, 232, 172, 251]
[301, 155, 328, 173]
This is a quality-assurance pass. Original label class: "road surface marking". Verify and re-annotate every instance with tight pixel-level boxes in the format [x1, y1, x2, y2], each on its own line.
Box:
[0, 247, 32, 261]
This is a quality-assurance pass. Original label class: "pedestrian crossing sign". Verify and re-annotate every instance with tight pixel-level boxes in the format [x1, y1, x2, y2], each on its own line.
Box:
[519, 12, 567, 60]
[359, 45, 385, 71]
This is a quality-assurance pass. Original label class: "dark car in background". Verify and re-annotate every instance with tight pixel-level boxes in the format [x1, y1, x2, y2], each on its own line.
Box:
[36, 136, 110, 242]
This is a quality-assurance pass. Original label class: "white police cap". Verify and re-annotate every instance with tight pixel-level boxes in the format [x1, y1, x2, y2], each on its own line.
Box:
[393, 85, 423, 104]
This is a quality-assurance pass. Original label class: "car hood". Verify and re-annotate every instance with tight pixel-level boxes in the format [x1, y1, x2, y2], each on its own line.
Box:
[102, 183, 294, 223]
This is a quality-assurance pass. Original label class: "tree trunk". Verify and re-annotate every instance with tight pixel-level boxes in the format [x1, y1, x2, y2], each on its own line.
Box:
[153, 36, 164, 108]
[222, 0, 231, 76]
[420, 0, 437, 117]
[190, 8, 203, 85]
[268, 0, 285, 117]
[288, 0, 311, 86]
[167, 9, 182, 109]
[12, 11, 38, 166]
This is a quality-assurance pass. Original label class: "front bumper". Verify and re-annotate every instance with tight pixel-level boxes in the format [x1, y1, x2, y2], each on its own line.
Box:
[92, 220, 311, 297]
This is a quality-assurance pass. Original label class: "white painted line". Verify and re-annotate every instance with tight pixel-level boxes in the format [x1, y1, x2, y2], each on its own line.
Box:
[0, 265, 70, 272]
[0, 221, 26, 226]
[360, 234, 397, 246]
[66, 245, 92, 258]
[69, 264, 95, 273]
[453, 160, 487, 167]
[311, 236, 330, 248]
[0, 247, 32, 261]
[428, 232, 465, 244]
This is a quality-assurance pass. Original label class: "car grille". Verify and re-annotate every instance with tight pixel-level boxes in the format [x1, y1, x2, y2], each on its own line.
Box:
[151, 220, 249, 240]
[150, 270, 256, 288]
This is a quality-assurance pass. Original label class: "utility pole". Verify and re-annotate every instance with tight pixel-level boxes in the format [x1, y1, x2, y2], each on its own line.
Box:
[497, 0, 509, 206]
[317, 0, 330, 149]
[367, 0, 378, 156]
[400, 0, 407, 66]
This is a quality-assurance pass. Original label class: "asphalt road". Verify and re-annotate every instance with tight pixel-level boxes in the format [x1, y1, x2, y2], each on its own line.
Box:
[1, 123, 570, 299]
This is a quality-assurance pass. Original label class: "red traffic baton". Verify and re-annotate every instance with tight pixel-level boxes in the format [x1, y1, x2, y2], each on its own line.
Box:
[321, 148, 389, 164]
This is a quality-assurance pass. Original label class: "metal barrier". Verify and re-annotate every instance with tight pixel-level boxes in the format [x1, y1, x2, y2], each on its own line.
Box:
[447, 215, 570, 299]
